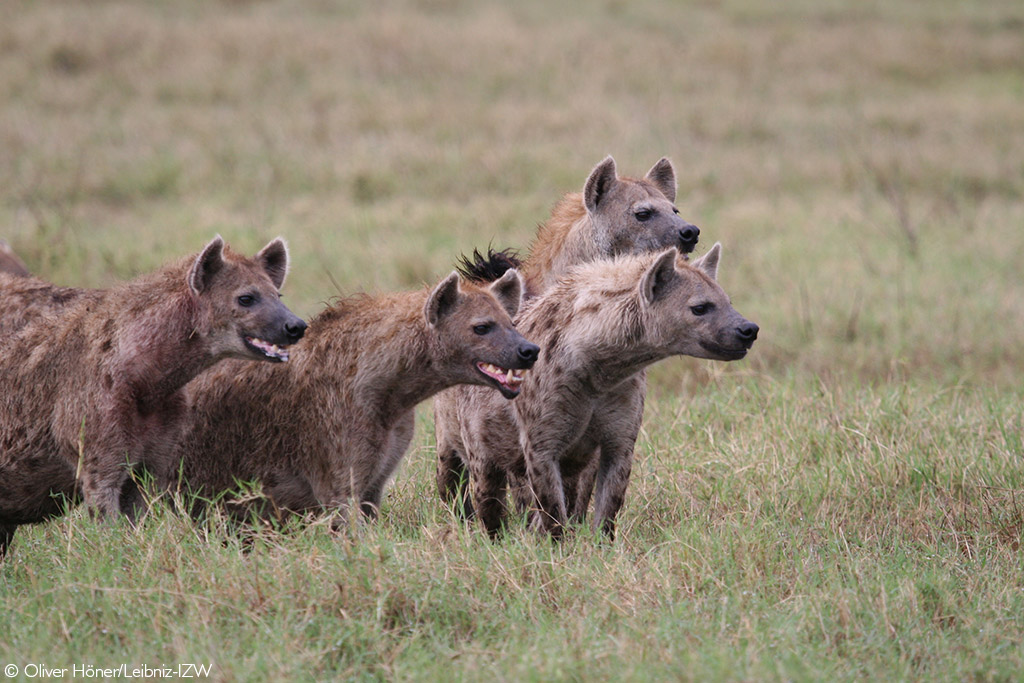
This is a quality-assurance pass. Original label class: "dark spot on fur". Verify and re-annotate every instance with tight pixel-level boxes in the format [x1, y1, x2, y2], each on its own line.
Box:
[103, 374, 114, 390]
[100, 338, 112, 353]
[545, 331, 560, 360]
[50, 289, 77, 305]
[598, 287, 633, 299]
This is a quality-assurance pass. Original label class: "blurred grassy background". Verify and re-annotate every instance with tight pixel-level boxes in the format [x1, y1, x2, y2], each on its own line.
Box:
[4, 0, 1022, 388]
[2, 0, 1023, 679]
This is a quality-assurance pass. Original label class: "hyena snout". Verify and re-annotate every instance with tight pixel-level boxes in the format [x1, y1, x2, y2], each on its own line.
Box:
[678, 223, 700, 253]
[243, 308, 307, 363]
[476, 332, 541, 400]
[736, 321, 759, 348]
[285, 317, 307, 343]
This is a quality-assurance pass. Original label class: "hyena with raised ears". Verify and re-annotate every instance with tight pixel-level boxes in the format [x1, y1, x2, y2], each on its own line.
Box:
[437, 244, 758, 540]
[178, 268, 539, 529]
[436, 155, 702, 505]
[0, 237, 306, 557]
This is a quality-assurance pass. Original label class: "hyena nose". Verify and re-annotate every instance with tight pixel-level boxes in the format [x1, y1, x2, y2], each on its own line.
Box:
[517, 342, 540, 366]
[285, 318, 307, 343]
[678, 223, 700, 252]
[737, 322, 759, 347]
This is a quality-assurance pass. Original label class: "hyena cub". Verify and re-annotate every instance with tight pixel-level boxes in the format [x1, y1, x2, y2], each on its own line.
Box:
[179, 269, 538, 528]
[436, 244, 758, 540]
[437, 155, 701, 505]
[0, 237, 306, 556]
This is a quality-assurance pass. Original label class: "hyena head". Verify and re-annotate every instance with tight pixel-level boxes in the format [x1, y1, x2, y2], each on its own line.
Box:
[188, 236, 307, 362]
[585, 155, 700, 257]
[424, 268, 540, 399]
[634, 244, 758, 361]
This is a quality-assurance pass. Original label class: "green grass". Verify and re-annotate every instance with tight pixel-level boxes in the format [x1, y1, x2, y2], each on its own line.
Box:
[2, 0, 1023, 680]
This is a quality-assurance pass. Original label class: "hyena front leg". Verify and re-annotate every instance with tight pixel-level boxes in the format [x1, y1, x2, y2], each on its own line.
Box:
[469, 460, 509, 539]
[308, 461, 360, 533]
[521, 429, 573, 540]
[590, 378, 645, 538]
[591, 441, 636, 539]
[360, 411, 415, 519]
[519, 399, 591, 540]
[564, 456, 598, 523]
[434, 396, 473, 519]
[77, 436, 137, 522]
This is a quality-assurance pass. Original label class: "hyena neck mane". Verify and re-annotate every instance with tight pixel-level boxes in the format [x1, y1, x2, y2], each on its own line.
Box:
[300, 290, 455, 423]
[99, 260, 218, 412]
[520, 261, 672, 390]
[523, 192, 600, 295]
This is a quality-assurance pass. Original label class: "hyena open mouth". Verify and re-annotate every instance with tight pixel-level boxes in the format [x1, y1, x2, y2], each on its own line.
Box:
[245, 336, 292, 362]
[476, 362, 528, 396]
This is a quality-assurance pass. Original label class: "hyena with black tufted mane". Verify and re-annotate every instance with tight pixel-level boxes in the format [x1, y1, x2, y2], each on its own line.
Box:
[436, 155, 702, 507]
[0, 237, 306, 556]
[178, 268, 538, 529]
[436, 244, 758, 540]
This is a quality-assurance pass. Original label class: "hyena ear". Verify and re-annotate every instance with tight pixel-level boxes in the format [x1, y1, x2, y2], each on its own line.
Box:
[640, 248, 679, 304]
[584, 155, 618, 214]
[644, 157, 677, 203]
[425, 271, 462, 327]
[188, 235, 226, 295]
[691, 242, 721, 281]
[256, 237, 289, 290]
[488, 268, 524, 318]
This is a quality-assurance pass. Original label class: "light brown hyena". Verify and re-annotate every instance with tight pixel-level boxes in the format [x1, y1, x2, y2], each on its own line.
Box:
[0, 237, 307, 556]
[178, 269, 538, 528]
[436, 155, 701, 506]
[437, 244, 758, 540]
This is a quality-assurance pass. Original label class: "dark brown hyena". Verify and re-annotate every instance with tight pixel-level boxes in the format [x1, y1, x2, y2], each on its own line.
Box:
[436, 244, 758, 540]
[178, 269, 538, 529]
[0, 237, 307, 556]
[436, 155, 701, 508]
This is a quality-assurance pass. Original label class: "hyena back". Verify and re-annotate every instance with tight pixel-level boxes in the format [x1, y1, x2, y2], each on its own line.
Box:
[179, 269, 538, 528]
[437, 155, 701, 510]
[0, 237, 306, 556]
[441, 244, 758, 539]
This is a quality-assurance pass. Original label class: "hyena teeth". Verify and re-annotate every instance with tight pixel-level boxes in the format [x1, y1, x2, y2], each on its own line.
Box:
[506, 368, 514, 383]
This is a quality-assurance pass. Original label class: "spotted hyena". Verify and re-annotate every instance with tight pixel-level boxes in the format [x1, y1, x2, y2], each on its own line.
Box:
[437, 244, 758, 539]
[178, 268, 538, 529]
[0, 237, 306, 556]
[436, 155, 702, 505]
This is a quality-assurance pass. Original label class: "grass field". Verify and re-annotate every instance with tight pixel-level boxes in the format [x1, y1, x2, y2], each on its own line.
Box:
[2, 0, 1024, 680]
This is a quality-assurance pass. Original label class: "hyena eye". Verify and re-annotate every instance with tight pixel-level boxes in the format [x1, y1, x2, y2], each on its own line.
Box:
[635, 209, 653, 222]
[238, 294, 259, 307]
[672, 207, 680, 215]
[690, 303, 714, 316]
[473, 323, 493, 335]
